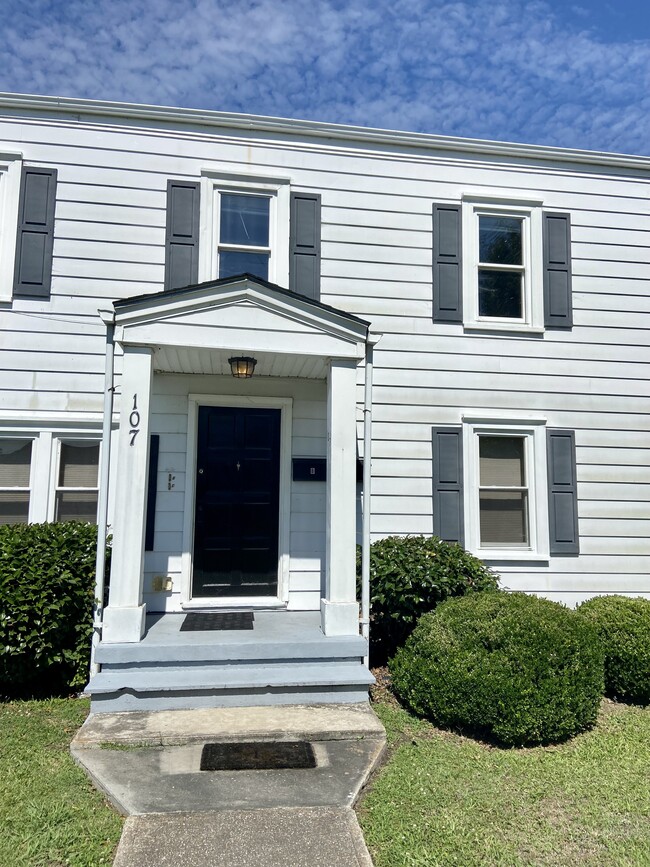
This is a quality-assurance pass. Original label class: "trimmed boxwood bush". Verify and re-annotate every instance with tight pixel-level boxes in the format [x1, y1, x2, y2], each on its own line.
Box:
[0, 522, 108, 698]
[576, 595, 650, 705]
[357, 535, 499, 662]
[390, 592, 604, 747]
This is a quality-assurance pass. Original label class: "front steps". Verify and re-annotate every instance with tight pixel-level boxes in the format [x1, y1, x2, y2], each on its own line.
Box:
[87, 612, 373, 712]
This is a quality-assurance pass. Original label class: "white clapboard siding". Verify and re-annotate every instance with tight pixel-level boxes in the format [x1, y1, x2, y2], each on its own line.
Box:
[0, 105, 648, 607]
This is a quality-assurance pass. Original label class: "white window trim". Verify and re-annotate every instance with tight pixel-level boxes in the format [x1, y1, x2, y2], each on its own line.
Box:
[180, 393, 293, 609]
[462, 192, 544, 333]
[462, 414, 549, 562]
[199, 166, 291, 288]
[0, 152, 23, 303]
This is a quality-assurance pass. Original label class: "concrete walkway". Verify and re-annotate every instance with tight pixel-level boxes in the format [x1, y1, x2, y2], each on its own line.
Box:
[72, 703, 385, 867]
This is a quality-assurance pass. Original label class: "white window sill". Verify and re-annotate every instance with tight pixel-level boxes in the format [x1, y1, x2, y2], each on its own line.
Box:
[463, 322, 545, 335]
[473, 550, 550, 564]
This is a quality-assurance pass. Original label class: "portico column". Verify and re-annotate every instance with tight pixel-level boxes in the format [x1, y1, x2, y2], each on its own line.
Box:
[102, 345, 154, 643]
[321, 358, 359, 636]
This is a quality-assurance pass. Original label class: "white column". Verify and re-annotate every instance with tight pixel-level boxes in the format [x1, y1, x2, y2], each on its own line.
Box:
[102, 346, 153, 643]
[321, 358, 359, 636]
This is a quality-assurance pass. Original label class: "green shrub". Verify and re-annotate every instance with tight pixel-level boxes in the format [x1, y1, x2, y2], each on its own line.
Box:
[357, 535, 499, 662]
[576, 595, 650, 705]
[0, 522, 108, 698]
[390, 592, 604, 747]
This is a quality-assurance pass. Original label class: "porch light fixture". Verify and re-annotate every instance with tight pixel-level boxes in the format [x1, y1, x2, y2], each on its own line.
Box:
[228, 356, 257, 378]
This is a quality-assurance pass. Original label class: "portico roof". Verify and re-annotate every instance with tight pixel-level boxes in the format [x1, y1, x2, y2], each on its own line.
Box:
[111, 274, 370, 378]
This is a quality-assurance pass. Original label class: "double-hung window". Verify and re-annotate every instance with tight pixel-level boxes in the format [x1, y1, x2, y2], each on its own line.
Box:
[462, 195, 544, 332]
[54, 440, 100, 522]
[199, 170, 291, 287]
[217, 193, 270, 281]
[463, 417, 549, 560]
[0, 439, 33, 524]
[478, 435, 529, 547]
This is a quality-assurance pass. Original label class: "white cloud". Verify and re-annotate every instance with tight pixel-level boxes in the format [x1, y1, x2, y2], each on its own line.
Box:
[0, 0, 649, 154]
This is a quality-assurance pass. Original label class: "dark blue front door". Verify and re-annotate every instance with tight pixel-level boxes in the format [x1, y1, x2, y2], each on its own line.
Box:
[192, 405, 281, 598]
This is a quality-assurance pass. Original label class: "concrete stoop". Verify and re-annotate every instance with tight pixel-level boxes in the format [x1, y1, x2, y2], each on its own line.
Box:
[72, 702, 386, 867]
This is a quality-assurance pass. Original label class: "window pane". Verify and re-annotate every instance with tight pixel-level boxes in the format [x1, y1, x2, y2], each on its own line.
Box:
[0, 491, 29, 524]
[219, 250, 269, 281]
[0, 440, 32, 487]
[480, 491, 529, 546]
[480, 436, 525, 486]
[220, 194, 269, 246]
[59, 442, 99, 487]
[55, 491, 99, 523]
[478, 270, 522, 318]
[479, 216, 522, 265]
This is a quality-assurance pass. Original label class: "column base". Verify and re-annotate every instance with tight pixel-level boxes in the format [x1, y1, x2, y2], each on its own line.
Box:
[101, 604, 147, 643]
[320, 599, 359, 636]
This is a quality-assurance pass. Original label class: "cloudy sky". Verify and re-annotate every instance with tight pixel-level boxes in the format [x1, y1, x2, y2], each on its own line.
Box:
[1, 0, 650, 155]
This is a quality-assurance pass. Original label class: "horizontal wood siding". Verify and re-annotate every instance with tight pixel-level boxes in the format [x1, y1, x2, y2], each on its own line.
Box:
[0, 111, 648, 603]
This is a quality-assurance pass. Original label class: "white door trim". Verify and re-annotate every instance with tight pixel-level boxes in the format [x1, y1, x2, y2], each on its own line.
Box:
[180, 393, 293, 608]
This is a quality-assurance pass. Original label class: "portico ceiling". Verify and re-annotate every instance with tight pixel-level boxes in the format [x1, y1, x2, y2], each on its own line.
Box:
[153, 345, 328, 379]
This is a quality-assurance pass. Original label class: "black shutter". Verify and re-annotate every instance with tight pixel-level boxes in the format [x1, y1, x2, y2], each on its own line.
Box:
[433, 203, 462, 323]
[543, 212, 573, 329]
[289, 192, 321, 300]
[13, 167, 57, 299]
[547, 429, 579, 554]
[164, 180, 200, 291]
[433, 427, 464, 544]
[145, 434, 160, 552]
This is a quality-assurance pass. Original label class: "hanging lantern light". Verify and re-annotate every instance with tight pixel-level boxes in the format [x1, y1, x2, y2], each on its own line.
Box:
[228, 356, 257, 378]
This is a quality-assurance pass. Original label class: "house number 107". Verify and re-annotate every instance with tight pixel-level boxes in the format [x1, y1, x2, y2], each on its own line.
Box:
[129, 394, 140, 446]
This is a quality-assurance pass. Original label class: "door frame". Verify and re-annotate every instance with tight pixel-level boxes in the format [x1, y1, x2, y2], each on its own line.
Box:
[180, 393, 293, 608]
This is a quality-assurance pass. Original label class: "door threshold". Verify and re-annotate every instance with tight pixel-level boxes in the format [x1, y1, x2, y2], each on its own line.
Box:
[181, 599, 288, 611]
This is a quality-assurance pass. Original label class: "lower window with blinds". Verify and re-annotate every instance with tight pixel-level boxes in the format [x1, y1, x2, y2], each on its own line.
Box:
[464, 419, 549, 560]
[54, 440, 100, 523]
[0, 439, 33, 524]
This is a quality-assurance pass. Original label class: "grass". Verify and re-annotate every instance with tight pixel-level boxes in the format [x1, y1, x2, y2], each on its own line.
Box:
[0, 697, 123, 867]
[358, 684, 650, 867]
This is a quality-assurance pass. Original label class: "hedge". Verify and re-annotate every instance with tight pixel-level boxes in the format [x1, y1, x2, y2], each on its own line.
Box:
[390, 592, 605, 747]
[577, 595, 650, 705]
[0, 522, 108, 698]
[357, 535, 499, 661]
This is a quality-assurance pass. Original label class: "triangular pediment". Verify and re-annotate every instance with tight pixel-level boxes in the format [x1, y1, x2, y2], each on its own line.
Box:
[113, 275, 368, 360]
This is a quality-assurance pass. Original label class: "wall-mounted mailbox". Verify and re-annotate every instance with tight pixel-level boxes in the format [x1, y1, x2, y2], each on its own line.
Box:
[293, 458, 327, 481]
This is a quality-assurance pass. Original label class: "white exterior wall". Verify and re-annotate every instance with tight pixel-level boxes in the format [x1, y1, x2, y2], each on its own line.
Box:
[0, 101, 648, 606]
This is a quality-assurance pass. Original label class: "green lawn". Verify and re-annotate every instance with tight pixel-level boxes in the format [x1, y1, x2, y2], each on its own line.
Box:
[358, 689, 650, 867]
[0, 698, 123, 867]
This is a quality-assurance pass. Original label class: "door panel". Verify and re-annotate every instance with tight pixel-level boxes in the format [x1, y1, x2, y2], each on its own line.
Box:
[192, 405, 281, 598]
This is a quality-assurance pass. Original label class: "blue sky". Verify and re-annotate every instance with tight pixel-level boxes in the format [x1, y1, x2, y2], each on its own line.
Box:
[1, 0, 650, 155]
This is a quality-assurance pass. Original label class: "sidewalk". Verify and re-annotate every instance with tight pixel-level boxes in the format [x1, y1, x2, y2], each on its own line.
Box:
[72, 703, 385, 867]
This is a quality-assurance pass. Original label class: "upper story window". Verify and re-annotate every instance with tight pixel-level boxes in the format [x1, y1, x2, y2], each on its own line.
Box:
[199, 169, 291, 287]
[0, 439, 33, 524]
[218, 193, 270, 281]
[462, 195, 544, 332]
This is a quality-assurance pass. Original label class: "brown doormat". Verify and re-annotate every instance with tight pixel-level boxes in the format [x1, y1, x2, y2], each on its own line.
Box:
[200, 741, 317, 771]
[180, 611, 254, 632]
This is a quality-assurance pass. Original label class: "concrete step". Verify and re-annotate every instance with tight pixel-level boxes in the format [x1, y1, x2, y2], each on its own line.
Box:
[89, 661, 374, 694]
[95, 633, 367, 665]
[87, 660, 375, 712]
